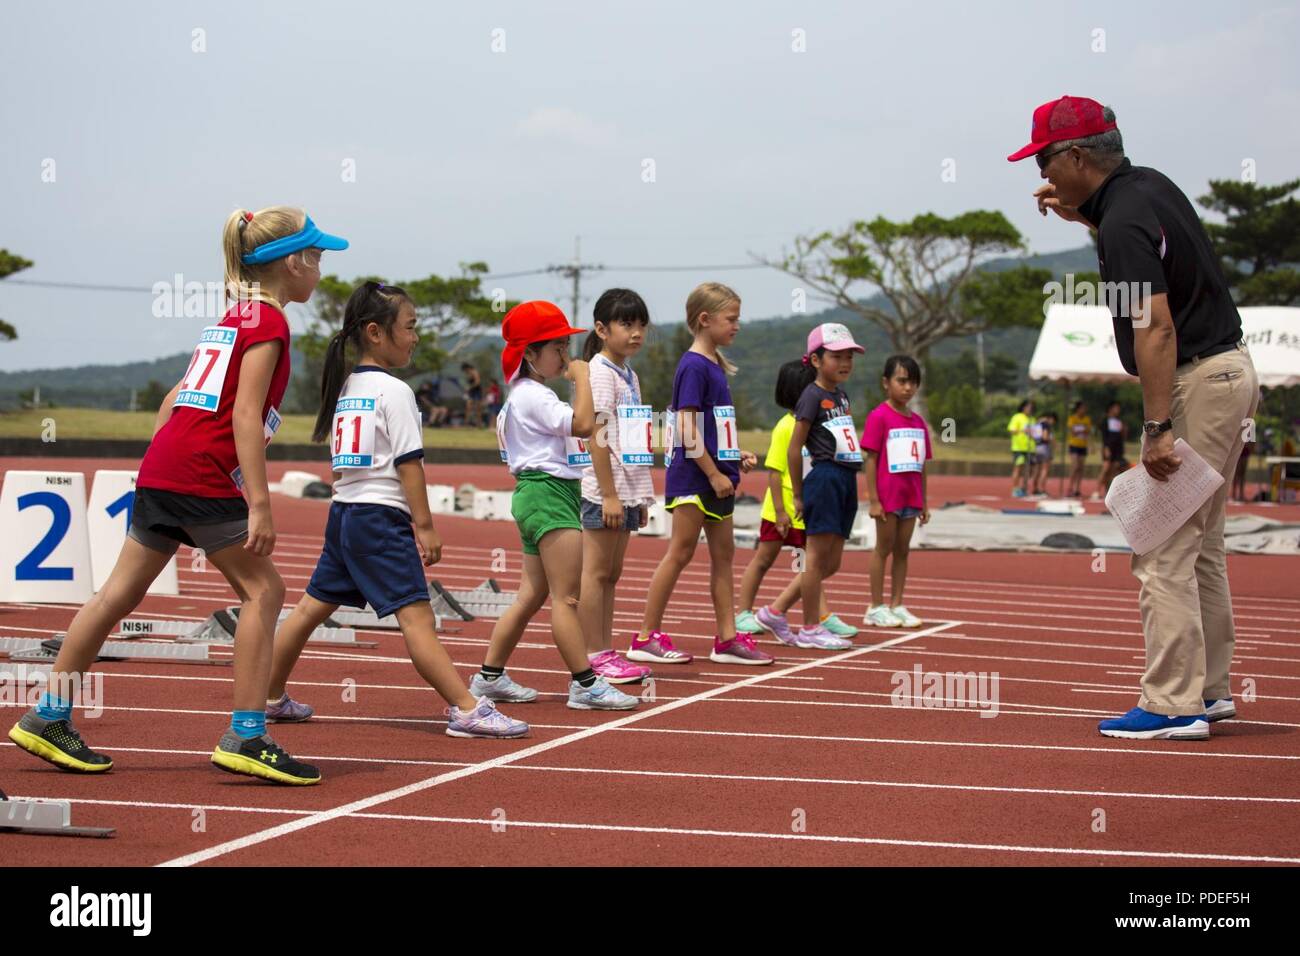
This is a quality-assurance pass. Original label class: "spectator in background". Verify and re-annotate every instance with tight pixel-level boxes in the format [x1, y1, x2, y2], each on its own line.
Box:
[485, 378, 503, 428]
[1031, 410, 1057, 497]
[461, 362, 484, 427]
[1232, 437, 1255, 502]
[1066, 400, 1092, 497]
[1007, 399, 1035, 498]
[416, 377, 449, 428]
[1096, 400, 1128, 500]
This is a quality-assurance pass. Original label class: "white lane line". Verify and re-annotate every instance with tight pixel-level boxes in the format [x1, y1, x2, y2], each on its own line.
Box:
[154, 621, 959, 866]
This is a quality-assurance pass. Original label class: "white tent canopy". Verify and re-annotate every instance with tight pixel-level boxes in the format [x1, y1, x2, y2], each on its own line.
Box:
[1029, 304, 1300, 387]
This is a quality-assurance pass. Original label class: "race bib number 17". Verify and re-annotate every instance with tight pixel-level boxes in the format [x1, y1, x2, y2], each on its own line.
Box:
[332, 397, 377, 469]
[175, 326, 237, 412]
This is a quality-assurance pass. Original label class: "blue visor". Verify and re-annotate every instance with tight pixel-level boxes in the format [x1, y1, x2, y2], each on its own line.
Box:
[241, 215, 349, 265]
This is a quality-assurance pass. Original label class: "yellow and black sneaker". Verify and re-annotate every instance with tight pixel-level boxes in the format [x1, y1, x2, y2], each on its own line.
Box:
[8, 710, 113, 773]
[211, 732, 321, 786]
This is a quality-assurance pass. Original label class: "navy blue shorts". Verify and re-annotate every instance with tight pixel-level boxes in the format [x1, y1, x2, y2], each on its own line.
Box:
[306, 502, 429, 618]
[802, 462, 859, 539]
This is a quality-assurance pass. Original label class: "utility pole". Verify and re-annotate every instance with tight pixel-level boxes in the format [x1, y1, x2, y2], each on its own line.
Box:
[547, 235, 604, 329]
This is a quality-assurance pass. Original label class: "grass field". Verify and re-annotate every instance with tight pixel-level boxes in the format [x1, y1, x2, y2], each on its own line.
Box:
[0, 407, 1142, 462]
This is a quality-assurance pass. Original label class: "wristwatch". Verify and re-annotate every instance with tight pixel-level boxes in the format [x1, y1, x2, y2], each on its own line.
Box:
[1142, 418, 1173, 437]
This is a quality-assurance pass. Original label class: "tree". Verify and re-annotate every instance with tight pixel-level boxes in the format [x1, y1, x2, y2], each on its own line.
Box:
[762, 211, 1052, 414]
[1198, 178, 1300, 306]
[138, 379, 170, 411]
[0, 249, 35, 341]
[290, 264, 515, 415]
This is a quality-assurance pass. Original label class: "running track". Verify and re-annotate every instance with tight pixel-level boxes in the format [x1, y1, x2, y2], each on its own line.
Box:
[2, 460, 1298, 866]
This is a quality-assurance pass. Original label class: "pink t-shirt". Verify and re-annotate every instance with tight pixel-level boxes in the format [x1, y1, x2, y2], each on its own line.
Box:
[861, 401, 932, 513]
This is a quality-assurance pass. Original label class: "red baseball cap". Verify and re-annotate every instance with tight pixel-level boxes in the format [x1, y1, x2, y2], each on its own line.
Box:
[500, 300, 585, 383]
[1007, 95, 1116, 162]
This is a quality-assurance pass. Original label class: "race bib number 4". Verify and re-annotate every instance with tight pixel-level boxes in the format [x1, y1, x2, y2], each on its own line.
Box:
[821, 415, 863, 464]
[175, 326, 237, 412]
[566, 436, 591, 467]
[886, 427, 926, 474]
[714, 406, 740, 461]
[617, 405, 654, 466]
[332, 397, 377, 469]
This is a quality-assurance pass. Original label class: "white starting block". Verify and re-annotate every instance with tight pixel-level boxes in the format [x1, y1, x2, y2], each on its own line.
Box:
[637, 500, 670, 537]
[1036, 498, 1086, 516]
[116, 618, 202, 638]
[88, 471, 179, 595]
[0, 635, 218, 665]
[181, 607, 377, 647]
[0, 789, 114, 838]
[471, 491, 513, 521]
[279, 470, 330, 499]
[734, 528, 759, 550]
[426, 484, 455, 515]
[0, 471, 94, 605]
[438, 579, 515, 619]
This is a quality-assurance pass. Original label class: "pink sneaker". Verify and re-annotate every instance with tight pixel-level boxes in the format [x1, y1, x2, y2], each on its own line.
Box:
[709, 633, 775, 666]
[589, 648, 652, 684]
[627, 630, 693, 665]
[266, 692, 313, 723]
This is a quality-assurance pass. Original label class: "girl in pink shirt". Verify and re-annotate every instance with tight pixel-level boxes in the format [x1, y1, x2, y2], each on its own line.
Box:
[860, 355, 932, 629]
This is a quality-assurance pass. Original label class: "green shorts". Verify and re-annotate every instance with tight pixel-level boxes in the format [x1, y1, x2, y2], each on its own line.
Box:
[512, 471, 581, 555]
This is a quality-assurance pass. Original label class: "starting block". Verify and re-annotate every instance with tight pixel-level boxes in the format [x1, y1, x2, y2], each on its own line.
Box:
[0, 635, 218, 665]
[0, 789, 114, 839]
[0, 471, 94, 605]
[1036, 498, 1086, 516]
[471, 491, 513, 521]
[279, 470, 331, 499]
[439, 579, 515, 619]
[426, 484, 455, 515]
[88, 471, 179, 595]
[637, 500, 670, 537]
[182, 607, 377, 647]
[116, 618, 201, 638]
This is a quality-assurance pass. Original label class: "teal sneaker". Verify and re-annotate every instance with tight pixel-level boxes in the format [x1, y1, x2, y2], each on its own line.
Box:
[734, 609, 763, 634]
[822, 614, 859, 638]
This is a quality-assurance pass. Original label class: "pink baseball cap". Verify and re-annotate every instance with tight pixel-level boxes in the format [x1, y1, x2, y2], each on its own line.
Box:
[806, 322, 864, 356]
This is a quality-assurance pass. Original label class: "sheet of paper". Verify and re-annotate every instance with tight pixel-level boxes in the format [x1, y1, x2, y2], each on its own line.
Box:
[1104, 438, 1225, 555]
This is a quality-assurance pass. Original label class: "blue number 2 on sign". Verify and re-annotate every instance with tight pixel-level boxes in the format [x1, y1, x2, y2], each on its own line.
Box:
[15, 492, 74, 581]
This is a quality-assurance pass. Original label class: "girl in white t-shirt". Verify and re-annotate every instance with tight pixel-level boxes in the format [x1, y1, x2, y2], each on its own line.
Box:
[267, 282, 528, 740]
[576, 289, 657, 683]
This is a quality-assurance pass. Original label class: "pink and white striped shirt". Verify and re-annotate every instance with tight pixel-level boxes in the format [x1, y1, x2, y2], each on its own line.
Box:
[581, 353, 657, 507]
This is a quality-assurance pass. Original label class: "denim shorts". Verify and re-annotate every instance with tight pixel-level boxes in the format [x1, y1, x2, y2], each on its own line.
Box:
[580, 498, 645, 531]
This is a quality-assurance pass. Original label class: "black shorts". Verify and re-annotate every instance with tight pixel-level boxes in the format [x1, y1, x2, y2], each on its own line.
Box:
[129, 487, 249, 555]
[1068, 447, 1087, 457]
[665, 489, 735, 522]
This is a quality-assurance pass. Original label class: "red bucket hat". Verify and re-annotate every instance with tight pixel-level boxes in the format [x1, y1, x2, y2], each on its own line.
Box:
[1007, 95, 1116, 162]
[500, 300, 585, 383]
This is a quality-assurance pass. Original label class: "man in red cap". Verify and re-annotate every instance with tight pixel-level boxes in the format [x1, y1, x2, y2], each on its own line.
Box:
[1010, 96, 1258, 742]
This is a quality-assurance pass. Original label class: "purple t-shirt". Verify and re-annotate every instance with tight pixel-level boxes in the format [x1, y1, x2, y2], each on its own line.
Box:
[665, 351, 740, 498]
[861, 401, 932, 513]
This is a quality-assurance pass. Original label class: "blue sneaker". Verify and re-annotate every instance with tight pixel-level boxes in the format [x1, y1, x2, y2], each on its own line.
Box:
[1204, 698, 1236, 722]
[1098, 707, 1209, 740]
[567, 676, 638, 711]
[469, 670, 538, 703]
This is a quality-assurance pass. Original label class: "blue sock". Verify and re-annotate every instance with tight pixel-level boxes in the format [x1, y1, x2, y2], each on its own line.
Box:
[36, 693, 73, 722]
[231, 710, 266, 740]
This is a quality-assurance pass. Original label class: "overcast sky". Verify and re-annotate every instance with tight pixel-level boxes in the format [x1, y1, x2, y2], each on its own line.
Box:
[1, 0, 1297, 370]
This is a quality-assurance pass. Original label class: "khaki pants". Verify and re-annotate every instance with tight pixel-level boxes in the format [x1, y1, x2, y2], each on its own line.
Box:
[1132, 343, 1258, 716]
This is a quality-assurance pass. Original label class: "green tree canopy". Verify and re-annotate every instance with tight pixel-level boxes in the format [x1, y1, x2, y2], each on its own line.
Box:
[0, 249, 35, 341]
[1198, 178, 1300, 306]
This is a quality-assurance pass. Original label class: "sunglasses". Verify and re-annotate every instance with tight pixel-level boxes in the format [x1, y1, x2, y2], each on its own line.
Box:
[1036, 144, 1089, 171]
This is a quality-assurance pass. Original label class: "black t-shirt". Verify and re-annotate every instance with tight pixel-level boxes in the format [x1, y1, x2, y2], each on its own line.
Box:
[1077, 158, 1241, 376]
[793, 383, 863, 471]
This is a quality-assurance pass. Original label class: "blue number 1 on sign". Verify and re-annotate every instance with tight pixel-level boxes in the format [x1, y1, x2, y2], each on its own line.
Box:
[105, 491, 134, 531]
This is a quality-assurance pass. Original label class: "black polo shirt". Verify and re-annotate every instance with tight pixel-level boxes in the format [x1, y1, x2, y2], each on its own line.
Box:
[1077, 158, 1241, 376]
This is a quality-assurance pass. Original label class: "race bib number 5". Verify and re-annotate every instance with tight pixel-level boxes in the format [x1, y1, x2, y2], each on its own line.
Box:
[332, 397, 377, 469]
[886, 427, 926, 474]
[617, 405, 654, 466]
[821, 415, 863, 464]
[714, 406, 740, 461]
[175, 326, 237, 412]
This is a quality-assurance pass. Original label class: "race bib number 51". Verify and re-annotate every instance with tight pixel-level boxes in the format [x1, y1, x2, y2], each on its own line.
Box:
[175, 326, 237, 412]
[332, 397, 377, 468]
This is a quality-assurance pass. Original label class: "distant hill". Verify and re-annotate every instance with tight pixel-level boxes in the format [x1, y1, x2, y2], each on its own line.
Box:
[0, 246, 1098, 413]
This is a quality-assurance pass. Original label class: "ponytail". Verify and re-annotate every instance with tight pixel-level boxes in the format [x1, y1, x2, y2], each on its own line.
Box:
[583, 288, 650, 363]
[581, 330, 603, 361]
[685, 282, 739, 376]
[222, 206, 304, 307]
[311, 280, 412, 442]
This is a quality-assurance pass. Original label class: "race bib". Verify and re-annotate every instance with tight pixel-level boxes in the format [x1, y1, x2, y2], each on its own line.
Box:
[820, 415, 863, 464]
[229, 406, 283, 491]
[331, 396, 378, 469]
[495, 401, 510, 464]
[566, 435, 591, 467]
[663, 408, 675, 468]
[714, 405, 740, 461]
[886, 427, 926, 474]
[175, 326, 237, 412]
[801, 444, 812, 478]
[617, 404, 654, 466]
[1108, 417, 1123, 434]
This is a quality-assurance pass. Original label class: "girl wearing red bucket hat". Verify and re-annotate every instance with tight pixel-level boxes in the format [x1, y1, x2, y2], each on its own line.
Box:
[469, 301, 639, 711]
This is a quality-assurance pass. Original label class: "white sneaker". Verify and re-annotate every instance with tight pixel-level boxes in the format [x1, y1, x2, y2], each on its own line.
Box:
[567, 676, 638, 711]
[863, 604, 902, 628]
[891, 605, 922, 628]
